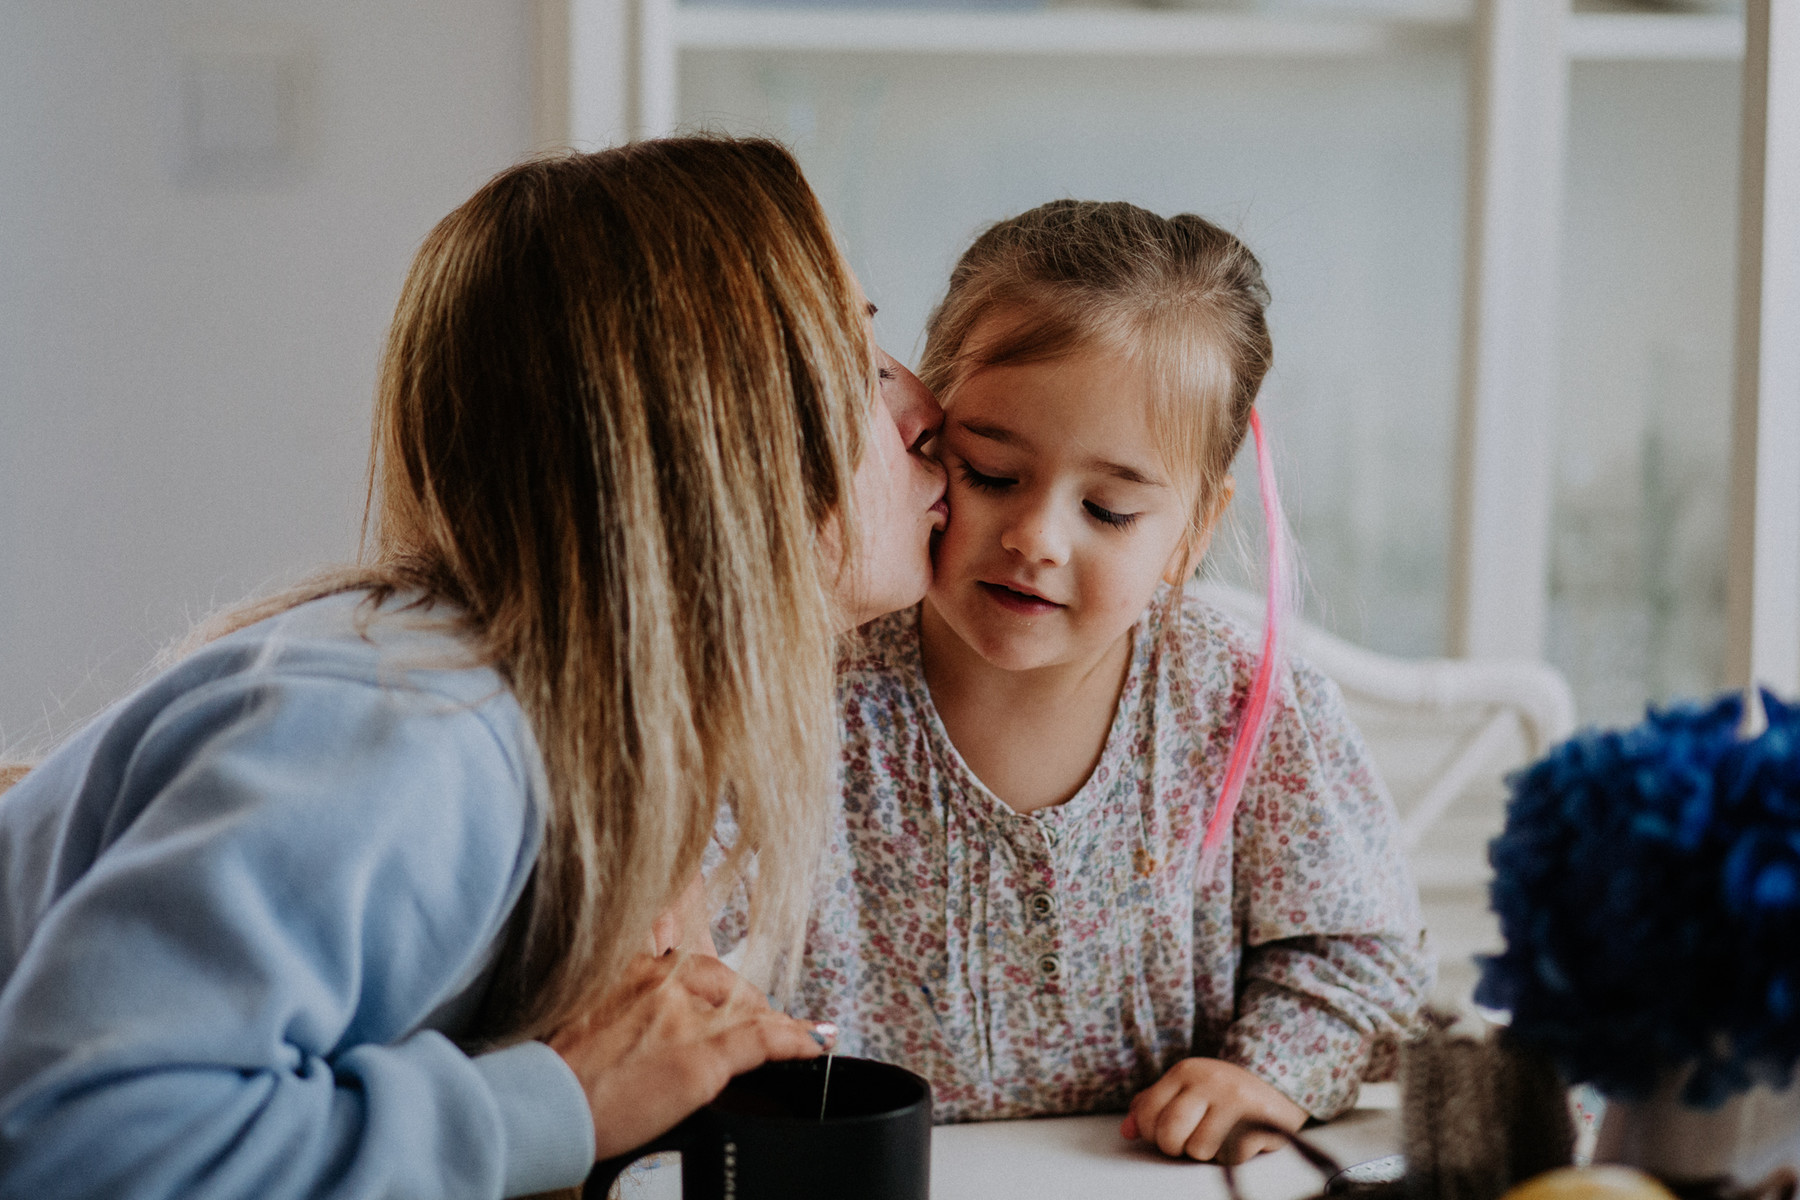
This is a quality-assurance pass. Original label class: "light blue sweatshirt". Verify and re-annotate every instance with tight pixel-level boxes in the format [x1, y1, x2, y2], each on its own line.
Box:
[0, 592, 595, 1199]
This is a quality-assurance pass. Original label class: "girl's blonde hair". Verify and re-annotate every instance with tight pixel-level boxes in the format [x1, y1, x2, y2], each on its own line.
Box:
[918, 199, 1273, 563]
[921, 200, 1288, 871]
[171, 137, 871, 1041]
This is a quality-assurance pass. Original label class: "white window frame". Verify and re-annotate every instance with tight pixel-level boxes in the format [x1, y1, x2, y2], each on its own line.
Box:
[558, 0, 1795, 688]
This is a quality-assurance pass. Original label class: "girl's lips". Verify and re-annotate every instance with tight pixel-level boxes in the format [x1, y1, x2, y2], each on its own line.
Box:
[929, 495, 949, 529]
[978, 580, 1063, 615]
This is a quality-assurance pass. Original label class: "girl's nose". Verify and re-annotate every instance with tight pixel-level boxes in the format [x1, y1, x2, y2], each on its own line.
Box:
[1000, 498, 1070, 566]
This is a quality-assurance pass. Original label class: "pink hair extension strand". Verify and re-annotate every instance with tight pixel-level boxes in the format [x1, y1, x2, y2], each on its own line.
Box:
[1199, 409, 1290, 878]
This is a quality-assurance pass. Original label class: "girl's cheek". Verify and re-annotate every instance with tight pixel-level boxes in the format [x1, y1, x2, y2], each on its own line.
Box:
[942, 481, 990, 535]
[975, 498, 1020, 554]
[938, 506, 981, 560]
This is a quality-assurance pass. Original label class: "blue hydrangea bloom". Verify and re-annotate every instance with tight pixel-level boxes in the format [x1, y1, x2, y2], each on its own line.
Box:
[1476, 689, 1800, 1106]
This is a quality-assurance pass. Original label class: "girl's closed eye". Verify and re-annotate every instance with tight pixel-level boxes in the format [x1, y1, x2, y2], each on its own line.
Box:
[957, 457, 1140, 528]
[1083, 500, 1138, 530]
[957, 461, 1015, 492]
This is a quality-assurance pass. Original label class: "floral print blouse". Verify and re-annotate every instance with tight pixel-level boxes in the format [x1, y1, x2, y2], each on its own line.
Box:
[716, 589, 1433, 1123]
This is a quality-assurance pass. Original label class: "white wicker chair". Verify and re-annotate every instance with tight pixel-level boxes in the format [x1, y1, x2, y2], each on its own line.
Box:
[1196, 582, 1577, 1012]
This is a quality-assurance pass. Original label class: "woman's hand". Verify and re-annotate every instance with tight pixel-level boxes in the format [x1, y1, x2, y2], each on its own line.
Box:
[1120, 1057, 1307, 1164]
[646, 875, 719, 958]
[547, 951, 833, 1161]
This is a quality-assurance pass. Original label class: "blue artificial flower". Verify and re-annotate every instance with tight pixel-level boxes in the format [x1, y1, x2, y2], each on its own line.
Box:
[1476, 689, 1800, 1105]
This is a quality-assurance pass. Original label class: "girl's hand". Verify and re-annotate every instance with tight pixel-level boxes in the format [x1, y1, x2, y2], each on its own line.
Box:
[547, 951, 833, 1160]
[1121, 1057, 1307, 1164]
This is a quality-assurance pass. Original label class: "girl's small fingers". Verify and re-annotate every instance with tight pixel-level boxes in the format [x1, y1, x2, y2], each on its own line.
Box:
[1183, 1104, 1241, 1163]
[1119, 1112, 1140, 1141]
[1256, 1092, 1309, 1133]
[1123, 1094, 1160, 1145]
[1127, 1075, 1188, 1149]
[1216, 1128, 1287, 1166]
[1152, 1090, 1211, 1159]
[1127, 1073, 1183, 1131]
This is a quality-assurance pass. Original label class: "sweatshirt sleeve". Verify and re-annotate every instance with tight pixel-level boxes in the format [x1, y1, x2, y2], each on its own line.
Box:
[1213, 662, 1434, 1120]
[0, 671, 595, 1200]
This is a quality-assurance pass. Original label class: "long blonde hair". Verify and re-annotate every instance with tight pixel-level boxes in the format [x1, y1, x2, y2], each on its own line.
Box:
[918, 199, 1272, 555]
[168, 138, 870, 1041]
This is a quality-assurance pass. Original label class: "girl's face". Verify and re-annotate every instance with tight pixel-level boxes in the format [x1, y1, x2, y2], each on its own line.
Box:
[929, 339, 1195, 674]
[836, 341, 950, 630]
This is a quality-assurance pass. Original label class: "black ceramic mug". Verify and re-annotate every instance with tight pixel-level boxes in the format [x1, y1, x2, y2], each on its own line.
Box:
[584, 1055, 932, 1200]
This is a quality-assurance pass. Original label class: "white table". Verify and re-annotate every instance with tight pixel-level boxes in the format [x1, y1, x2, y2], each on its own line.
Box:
[617, 1084, 1401, 1199]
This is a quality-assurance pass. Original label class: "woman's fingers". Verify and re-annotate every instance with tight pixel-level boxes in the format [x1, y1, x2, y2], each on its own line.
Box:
[669, 950, 748, 1008]
[646, 875, 718, 958]
[674, 874, 719, 957]
[667, 952, 827, 1064]
[550, 951, 840, 1161]
[709, 1010, 827, 1080]
[647, 908, 683, 957]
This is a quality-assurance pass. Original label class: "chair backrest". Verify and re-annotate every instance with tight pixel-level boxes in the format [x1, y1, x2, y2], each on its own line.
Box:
[1195, 582, 1576, 1012]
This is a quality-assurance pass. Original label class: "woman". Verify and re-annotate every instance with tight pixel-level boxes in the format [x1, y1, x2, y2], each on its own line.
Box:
[0, 137, 946, 1199]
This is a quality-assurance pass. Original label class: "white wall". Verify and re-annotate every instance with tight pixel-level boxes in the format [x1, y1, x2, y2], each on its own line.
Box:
[0, 1, 535, 748]
[1, 2, 1751, 744]
[680, 35, 1745, 724]
[684, 42, 1471, 659]
[1549, 59, 1741, 724]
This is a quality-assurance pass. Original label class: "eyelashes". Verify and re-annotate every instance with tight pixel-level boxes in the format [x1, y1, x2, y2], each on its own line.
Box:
[956, 462, 1011, 492]
[877, 367, 895, 381]
[1083, 501, 1138, 530]
[955, 463, 1141, 530]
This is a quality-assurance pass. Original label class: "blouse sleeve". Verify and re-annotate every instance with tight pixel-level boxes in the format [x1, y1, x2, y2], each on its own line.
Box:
[1213, 661, 1434, 1120]
[0, 672, 594, 1199]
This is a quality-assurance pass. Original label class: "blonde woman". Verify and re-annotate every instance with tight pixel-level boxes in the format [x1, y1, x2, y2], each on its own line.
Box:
[0, 138, 947, 1200]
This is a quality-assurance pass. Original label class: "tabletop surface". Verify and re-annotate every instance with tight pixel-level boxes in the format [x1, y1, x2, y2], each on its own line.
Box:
[615, 1084, 1401, 1200]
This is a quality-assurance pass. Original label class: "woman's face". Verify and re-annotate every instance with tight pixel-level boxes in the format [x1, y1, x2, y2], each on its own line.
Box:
[837, 336, 948, 629]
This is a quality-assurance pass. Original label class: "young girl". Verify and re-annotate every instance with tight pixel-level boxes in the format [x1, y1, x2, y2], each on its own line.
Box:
[718, 199, 1431, 1165]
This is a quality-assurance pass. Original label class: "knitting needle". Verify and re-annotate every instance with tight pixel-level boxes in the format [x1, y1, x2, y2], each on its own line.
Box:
[818, 1052, 834, 1121]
